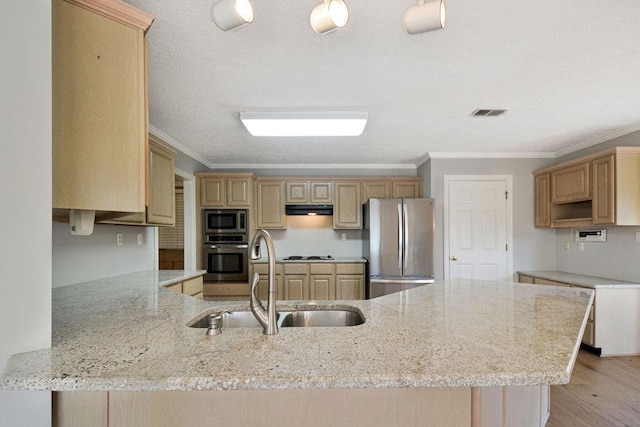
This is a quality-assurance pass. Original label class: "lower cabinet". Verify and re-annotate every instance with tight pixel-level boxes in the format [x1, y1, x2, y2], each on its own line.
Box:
[163, 275, 204, 300]
[253, 262, 365, 301]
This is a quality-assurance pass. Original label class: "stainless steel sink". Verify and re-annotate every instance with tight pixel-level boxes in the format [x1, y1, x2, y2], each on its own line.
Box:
[279, 309, 365, 327]
[189, 310, 266, 329]
[189, 306, 365, 330]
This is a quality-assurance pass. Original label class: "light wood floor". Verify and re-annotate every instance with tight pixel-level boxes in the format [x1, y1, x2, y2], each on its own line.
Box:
[547, 349, 640, 426]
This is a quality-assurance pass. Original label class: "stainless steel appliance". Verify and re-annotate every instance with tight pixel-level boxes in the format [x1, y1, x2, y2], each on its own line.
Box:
[202, 235, 249, 282]
[203, 209, 247, 234]
[363, 198, 435, 298]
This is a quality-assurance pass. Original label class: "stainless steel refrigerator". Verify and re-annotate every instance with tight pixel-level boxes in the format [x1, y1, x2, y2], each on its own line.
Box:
[363, 198, 435, 298]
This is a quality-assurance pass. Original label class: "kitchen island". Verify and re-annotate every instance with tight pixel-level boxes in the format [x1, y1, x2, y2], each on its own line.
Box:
[2, 271, 593, 426]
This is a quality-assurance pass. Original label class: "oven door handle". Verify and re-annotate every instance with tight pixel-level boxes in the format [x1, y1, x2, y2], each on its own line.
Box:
[207, 244, 249, 249]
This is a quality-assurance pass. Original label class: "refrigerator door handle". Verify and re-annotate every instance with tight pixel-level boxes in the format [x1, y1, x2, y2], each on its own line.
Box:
[403, 203, 409, 269]
[397, 203, 403, 271]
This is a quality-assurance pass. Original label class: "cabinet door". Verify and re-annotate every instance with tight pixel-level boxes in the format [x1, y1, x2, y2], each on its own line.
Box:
[257, 275, 284, 301]
[256, 181, 286, 229]
[534, 173, 551, 228]
[333, 181, 362, 229]
[53, 0, 147, 213]
[518, 274, 535, 284]
[392, 181, 421, 198]
[146, 138, 176, 225]
[200, 177, 226, 207]
[336, 275, 365, 300]
[284, 275, 309, 300]
[551, 162, 591, 203]
[309, 275, 336, 300]
[363, 181, 391, 201]
[310, 182, 333, 203]
[592, 155, 615, 225]
[227, 177, 252, 207]
[286, 181, 308, 203]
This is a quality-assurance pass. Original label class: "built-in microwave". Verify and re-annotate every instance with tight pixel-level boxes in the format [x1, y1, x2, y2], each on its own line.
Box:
[203, 209, 247, 234]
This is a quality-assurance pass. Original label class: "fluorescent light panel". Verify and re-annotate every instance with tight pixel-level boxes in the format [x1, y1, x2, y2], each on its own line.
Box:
[240, 111, 368, 136]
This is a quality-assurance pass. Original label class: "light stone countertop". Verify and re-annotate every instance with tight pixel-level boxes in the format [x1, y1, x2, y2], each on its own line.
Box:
[1, 272, 592, 392]
[518, 271, 640, 289]
[252, 257, 367, 263]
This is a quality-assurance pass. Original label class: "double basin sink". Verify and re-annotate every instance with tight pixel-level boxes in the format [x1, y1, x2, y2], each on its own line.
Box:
[189, 306, 365, 330]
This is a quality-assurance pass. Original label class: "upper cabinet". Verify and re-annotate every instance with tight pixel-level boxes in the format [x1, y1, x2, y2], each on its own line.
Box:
[362, 179, 423, 202]
[256, 180, 286, 229]
[199, 174, 254, 208]
[102, 136, 176, 226]
[52, 0, 154, 221]
[285, 181, 333, 204]
[533, 147, 640, 228]
[333, 181, 362, 229]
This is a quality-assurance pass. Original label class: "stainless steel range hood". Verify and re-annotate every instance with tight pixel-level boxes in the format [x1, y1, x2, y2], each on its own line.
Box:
[285, 204, 333, 216]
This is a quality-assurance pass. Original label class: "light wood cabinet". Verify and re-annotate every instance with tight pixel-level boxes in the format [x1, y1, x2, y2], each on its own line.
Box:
[335, 263, 365, 299]
[363, 181, 391, 201]
[534, 173, 551, 228]
[533, 147, 640, 228]
[256, 180, 286, 229]
[104, 137, 176, 226]
[333, 181, 362, 229]
[52, 0, 153, 219]
[199, 174, 254, 208]
[309, 263, 336, 300]
[392, 181, 422, 198]
[250, 262, 365, 301]
[285, 180, 333, 204]
[551, 161, 591, 203]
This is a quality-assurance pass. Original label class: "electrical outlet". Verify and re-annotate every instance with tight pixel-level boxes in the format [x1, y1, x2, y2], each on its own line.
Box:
[636, 232, 640, 243]
[341, 233, 347, 241]
[116, 233, 123, 246]
[564, 241, 570, 251]
[137, 234, 143, 245]
[578, 242, 584, 252]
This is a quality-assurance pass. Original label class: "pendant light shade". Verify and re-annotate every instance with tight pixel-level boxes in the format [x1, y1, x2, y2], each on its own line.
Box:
[403, 0, 445, 35]
[212, 0, 254, 31]
[310, 0, 349, 34]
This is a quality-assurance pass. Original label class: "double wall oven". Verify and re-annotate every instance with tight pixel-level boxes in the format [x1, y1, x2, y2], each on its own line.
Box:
[202, 209, 249, 282]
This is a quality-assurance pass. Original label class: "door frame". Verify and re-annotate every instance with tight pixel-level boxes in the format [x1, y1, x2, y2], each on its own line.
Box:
[443, 175, 514, 281]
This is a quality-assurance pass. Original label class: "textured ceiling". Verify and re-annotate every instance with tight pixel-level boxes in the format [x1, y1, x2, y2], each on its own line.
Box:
[126, 0, 640, 168]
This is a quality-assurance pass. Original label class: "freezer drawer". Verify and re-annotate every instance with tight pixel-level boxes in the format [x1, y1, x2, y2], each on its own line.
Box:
[368, 278, 435, 299]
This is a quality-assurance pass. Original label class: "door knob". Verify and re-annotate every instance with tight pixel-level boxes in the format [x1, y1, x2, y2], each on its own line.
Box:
[450, 256, 458, 261]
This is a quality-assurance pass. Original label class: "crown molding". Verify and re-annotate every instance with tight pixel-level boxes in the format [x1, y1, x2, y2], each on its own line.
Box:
[426, 152, 556, 159]
[554, 124, 640, 158]
[207, 163, 418, 170]
[148, 126, 214, 169]
[63, 0, 154, 32]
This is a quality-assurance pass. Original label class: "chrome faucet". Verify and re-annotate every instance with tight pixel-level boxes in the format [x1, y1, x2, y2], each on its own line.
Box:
[249, 229, 278, 335]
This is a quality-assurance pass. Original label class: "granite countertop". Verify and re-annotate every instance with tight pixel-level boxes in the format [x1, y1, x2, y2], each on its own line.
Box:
[518, 271, 640, 289]
[1, 272, 592, 392]
[153, 270, 206, 287]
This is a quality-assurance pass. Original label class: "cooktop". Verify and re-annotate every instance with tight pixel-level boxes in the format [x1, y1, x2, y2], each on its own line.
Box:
[283, 255, 334, 260]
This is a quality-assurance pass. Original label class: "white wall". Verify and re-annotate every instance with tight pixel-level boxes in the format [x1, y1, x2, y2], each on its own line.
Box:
[420, 157, 558, 281]
[266, 216, 363, 258]
[52, 222, 156, 287]
[0, 1, 52, 424]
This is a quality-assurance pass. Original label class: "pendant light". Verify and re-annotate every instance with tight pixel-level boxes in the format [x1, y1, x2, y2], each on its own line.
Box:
[310, 0, 349, 34]
[212, 0, 254, 31]
[403, 0, 446, 35]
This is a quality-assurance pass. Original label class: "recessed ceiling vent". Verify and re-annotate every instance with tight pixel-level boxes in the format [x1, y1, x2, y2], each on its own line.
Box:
[470, 109, 507, 117]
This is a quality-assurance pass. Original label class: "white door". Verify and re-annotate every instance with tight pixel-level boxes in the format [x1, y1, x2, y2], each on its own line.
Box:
[445, 176, 512, 281]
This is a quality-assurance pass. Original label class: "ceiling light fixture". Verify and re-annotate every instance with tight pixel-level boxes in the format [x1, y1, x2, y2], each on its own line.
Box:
[310, 0, 349, 34]
[240, 112, 368, 136]
[212, 0, 254, 31]
[403, 0, 446, 35]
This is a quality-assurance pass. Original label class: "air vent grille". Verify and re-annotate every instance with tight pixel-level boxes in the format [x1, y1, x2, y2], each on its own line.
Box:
[471, 109, 507, 117]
